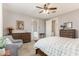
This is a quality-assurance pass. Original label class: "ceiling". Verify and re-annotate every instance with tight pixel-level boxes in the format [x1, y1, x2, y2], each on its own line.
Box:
[3, 3, 79, 19]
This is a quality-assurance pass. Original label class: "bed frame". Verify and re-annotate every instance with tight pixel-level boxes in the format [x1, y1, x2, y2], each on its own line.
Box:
[36, 29, 76, 56]
[36, 49, 47, 56]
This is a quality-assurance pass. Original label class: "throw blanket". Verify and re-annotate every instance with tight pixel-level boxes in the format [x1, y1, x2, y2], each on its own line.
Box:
[34, 36, 79, 56]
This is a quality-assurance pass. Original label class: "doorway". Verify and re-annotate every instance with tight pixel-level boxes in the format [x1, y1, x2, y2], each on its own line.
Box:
[52, 20, 56, 36]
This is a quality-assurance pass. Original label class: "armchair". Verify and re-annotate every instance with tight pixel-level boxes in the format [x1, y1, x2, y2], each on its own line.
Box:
[4, 35, 23, 48]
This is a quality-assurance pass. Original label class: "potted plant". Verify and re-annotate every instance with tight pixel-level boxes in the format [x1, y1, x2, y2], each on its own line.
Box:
[0, 37, 6, 55]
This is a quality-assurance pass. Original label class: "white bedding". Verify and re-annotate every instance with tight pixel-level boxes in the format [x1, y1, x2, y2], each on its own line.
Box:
[34, 36, 79, 56]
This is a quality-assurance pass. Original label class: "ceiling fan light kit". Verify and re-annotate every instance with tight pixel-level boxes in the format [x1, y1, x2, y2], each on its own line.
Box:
[43, 10, 49, 14]
[36, 3, 57, 14]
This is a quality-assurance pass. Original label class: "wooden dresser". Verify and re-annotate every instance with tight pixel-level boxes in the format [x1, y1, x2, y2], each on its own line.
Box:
[39, 33, 46, 38]
[60, 29, 76, 38]
[12, 33, 31, 43]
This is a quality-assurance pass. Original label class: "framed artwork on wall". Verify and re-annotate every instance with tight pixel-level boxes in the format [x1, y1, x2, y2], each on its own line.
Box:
[64, 22, 72, 29]
[16, 20, 24, 30]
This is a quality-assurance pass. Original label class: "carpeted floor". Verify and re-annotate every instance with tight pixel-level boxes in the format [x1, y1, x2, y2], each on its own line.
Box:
[18, 41, 40, 56]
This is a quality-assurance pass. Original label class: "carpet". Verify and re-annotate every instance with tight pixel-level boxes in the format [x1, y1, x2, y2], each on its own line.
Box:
[18, 41, 40, 56]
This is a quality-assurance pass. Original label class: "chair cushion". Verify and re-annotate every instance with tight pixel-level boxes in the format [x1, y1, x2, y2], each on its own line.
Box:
[6, 38, 13, 44]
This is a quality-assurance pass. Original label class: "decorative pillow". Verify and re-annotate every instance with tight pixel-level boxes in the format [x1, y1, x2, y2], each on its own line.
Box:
[6, 38, 13, 44]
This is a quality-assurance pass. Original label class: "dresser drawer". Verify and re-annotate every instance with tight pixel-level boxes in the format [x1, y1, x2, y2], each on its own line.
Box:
[60, 29, 76, 38]
[12, 33, 31, 43]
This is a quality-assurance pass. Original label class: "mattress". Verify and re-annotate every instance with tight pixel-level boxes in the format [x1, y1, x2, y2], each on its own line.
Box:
[34, 36, 79, 56]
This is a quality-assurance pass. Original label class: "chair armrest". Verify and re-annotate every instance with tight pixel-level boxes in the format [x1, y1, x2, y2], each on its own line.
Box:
[12, 40, 23, 43]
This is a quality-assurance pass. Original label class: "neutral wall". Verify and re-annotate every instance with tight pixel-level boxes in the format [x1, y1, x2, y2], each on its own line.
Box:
[47, 9, 79, 38]
[3, 10, 33, 35]
[3, 9, 46, 40]
[0, 4, 2, 37]
[46, 19, 52, 37]
[57, 9, 79, 38]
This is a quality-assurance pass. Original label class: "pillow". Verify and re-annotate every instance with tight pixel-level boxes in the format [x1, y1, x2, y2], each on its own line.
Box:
[6, 38, 13, 44]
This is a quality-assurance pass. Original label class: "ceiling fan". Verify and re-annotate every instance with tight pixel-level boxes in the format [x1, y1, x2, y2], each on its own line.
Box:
[36, 3, 57, 14]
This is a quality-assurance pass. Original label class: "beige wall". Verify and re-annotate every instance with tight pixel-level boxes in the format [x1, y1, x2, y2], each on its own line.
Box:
[3, 10, 33, 35]
[3, 9, 46, 40]
[57, 9, 79, 38]
[0, 4, 2, 37]
[47, 9, 79, 38]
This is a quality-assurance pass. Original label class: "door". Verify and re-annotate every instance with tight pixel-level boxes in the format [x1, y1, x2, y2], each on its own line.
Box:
[46, 19, 58, 37]
[32, 20, 39, 40]
[52, 20, 56, 36]
[46, 20, 52, 37]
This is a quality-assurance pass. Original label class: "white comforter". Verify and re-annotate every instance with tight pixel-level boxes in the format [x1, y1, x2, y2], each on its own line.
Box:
[34, 36, 79, 56]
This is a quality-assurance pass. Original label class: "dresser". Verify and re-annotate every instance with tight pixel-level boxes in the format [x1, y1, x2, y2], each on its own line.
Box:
[60, 29, 76, 38]
[12, 33, 31, 43]
[39, 33, 46, 38]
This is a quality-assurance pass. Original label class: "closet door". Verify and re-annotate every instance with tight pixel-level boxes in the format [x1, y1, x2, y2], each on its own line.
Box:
[46, 20, 52, 37]
[32, 20, 39, 40]
[46, 18, 59, 37]
[39, 20, 45, 33]
[33, 20, 37, 32]
[39, 20, 46, 38]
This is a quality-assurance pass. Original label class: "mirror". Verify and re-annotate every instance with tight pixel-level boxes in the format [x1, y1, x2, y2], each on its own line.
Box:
[64, 22, 72, 29]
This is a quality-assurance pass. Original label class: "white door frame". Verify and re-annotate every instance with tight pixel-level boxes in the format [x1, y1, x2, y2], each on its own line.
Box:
[46, 17, 59, 37]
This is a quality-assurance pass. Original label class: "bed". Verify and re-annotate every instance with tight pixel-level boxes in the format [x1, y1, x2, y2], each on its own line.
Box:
[34, 36, 79, 56]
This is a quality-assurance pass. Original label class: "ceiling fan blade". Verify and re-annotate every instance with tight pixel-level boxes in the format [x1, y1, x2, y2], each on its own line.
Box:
[52, 11, 56, 13]
[36, 6, 43, 9]
[48, 7, 57, 10]
[39, 10, 43, 13]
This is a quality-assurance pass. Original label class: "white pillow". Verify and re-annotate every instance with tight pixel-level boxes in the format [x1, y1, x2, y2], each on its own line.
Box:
[6, 38, 13, 44]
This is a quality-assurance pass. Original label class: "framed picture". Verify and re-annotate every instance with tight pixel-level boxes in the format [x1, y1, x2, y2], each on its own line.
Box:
[16, 21, 24, 30]
[64, 22, 72, 29]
